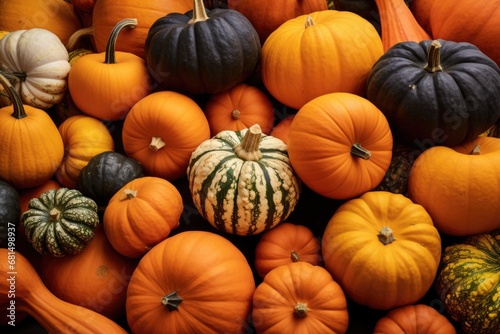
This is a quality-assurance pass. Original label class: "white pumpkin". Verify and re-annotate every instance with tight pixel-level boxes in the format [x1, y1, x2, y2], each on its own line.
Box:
[0, 28, 70, 109]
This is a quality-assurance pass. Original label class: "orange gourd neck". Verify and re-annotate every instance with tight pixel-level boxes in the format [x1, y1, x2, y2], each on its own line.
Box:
[424, 40, 443, 73]
[374, 0, 431, 51]
[0, 72, 27, 119]
[234, 124, 263, 161]
[104, 17, 138, 64]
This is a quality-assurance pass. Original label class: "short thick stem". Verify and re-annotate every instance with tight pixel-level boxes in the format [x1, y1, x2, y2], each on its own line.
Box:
[377, 226, 395, 245]
[233, 124, 263, 161]
[188, 0, 209, 24]
[424, 40, 443, 73]
[149, 136, 166, 151]
[161, 290, 183, 311]
[470, 144, 481, 155]
[119, 189, 137, 201]
[351, 143, 371, 160]
[291, 250, 300, 262]
[231, 109, 241, 120]
[305, 16, 315, 28]
[49, 208, 61, 221]
[294, 302, 309, 318]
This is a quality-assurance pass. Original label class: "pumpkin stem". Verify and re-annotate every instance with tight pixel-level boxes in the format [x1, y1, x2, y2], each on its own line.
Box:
[49, 208, 61, 221]
[65, 26, 95, 51]
[189, 0, 209, 24]
[294, 302, 309, 318]
[104, 18, 138, 64]
[305, 16, 315, 28]
[351, 143, 371, 160]
[231, 109, 241, 120]
[470, 144, 481, 155]
[234, 124, 263, 161]
[424, 40, 443, 73]
[377, 226, 395, 245]
[291, 250, 300, 262]
[161, 290, 183, 311]
[149, 136, 166, 151]
[0, 72, 27, 119]
[119, 189, 137, 201]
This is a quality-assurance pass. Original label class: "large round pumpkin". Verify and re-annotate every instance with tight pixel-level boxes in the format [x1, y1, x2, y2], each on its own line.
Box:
[252, 261, 349, 334]
[408, 136, 500, 236]
[287, 92, 393, 200]
[187, 124, 301, 236]
[145, 0, 261, 95]
[322, 191, 442, 310]
[122, 90, 211, 181]
[366, 39, 500, 148]
[436, 231, 500, 334]
[261, 10, 384, 110]
[103, 176, 183, 258]
[126, 230, 255, 334]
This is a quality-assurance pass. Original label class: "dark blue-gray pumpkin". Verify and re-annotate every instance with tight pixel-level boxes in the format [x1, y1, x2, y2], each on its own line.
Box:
[145, 0, 261, 95]
[0, 179, 20, 248]
[366, 39, 500, 148]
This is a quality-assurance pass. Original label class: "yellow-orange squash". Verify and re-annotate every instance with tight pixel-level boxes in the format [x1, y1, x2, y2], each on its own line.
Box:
[322, 191, 442, 310]
[261, 10, 384, 110]
[103, 176, 183, 258]
[408, 136, 500, 236]
[288, 92, 393, 200]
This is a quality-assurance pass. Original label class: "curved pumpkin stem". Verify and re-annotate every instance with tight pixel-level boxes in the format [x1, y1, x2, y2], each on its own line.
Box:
[351, 143, 371, 160]
[234, 124, 263, 161]
[161, 290, 183, 311]
[189, 0, 209, 24]
[104, 18, 138, 64]
[424, 40, 443, 73]
[0, 72, 27, 119]
[65, 26, 95, 51]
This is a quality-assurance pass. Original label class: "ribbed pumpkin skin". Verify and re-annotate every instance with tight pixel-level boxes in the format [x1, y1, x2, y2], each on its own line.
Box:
[187, 127, 300, 236]
[436, 232, 500, 334]
[22, 188, 100, 257]
[0, 180, 20, 248]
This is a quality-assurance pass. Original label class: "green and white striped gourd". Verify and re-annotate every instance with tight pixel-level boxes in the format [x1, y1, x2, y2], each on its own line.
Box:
[187, 124, 300, 236]
[22, 187, 99, 257]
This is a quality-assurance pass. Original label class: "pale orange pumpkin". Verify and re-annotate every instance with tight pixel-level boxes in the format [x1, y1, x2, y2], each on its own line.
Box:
[122, 91, 211, 180]
[55, 115, 115, 188]
[204, 83, 275, 136]
[38, 226, 138, 320]
[252, 261, 349, 334]
[287, 92, 393, 200]
[254, 222, 322, 278]
[261, 10, 384, 110]
[103, 176, 183, 258]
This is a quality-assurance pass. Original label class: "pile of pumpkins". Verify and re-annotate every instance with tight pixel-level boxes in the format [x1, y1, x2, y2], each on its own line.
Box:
[1, 0, 500, 333]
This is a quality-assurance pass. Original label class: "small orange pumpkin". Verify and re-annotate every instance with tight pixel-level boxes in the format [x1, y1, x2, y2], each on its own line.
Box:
[122, 90, 211, 181]
[270, 115, 295, 145]
[38, 226, 138, 320]
[252, 261, 349, 334]
[103, 176, 183, 258]
[254, 222, 322, 278]
[288, 92, 393, 200]
[55, 115, 115, 188]
[204, 83, 275, 136]
[373, 304, 457, 334]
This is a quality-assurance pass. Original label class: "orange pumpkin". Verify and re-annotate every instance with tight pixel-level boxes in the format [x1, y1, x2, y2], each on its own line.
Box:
[68, 18, 153, 121]
[122, 91, 211, 180]
[254, 222, 322, 278]
[287, 92, 393, 200]
[270, 115, 295, 145]
[252, 261, 349, 334]
[0, 73, 64, 189]
[103, 176, 183, 258]
[0, 0, 82, 45]
[38, 226, 138, 320]
[373, 304, 457, 334]
[408, 136, 500, 236]
[92, 0, 192, 59]
[322, 191, 442, 310]
[126, 230, 255, 334]
[0, 249, 128, 333]
[410, 0, 435, 34]
[374, 0, 430, 51]
[227, 0, 327, 44]
[55, 115, 115, 188]
[261, 10, 384, 110]
[204, 83, 275, 136]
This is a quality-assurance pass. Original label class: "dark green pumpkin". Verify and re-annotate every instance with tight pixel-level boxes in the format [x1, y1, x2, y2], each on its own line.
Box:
[77, 151, 144, 208]
[0, 179, 20, 248]
[436, 231, 500, 334]
[366, 39, 500, 148]
[21, 188, 99, 257]
[145, 0, 261, 95]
